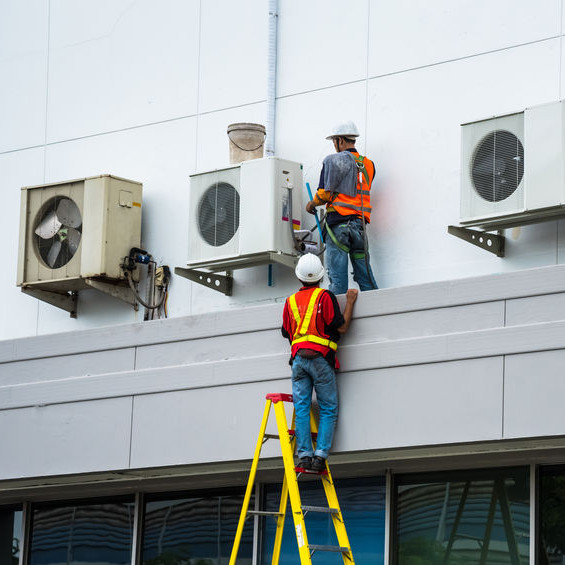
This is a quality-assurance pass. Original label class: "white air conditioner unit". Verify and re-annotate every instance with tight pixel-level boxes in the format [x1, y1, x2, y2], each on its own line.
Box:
[460, 100, 565, 228]
[187, 157, 303, 269]
[17, 175, 142, 294]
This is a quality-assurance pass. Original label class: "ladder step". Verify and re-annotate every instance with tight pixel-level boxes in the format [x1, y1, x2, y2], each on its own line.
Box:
[309, 544, 350, 553]
[247, 510, 283, 517]
[263, 433, 279, 440]
[302, 505, 339, 514]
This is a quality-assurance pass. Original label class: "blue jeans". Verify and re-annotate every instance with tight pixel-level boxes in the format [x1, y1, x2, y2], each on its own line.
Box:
[291, 355, 338, 459]
[325, 217, 378, 295]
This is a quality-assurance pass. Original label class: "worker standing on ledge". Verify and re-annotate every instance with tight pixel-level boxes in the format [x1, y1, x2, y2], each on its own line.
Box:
[281, 253, 358, 472]
[306, 121, 378, 294]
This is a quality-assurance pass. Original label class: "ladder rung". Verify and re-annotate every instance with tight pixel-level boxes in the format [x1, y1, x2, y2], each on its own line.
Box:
[309, 544, 350, 553]
[263, 433, 279, 440]
[247, 510, 283, 517]
[302, 505, 339, 514]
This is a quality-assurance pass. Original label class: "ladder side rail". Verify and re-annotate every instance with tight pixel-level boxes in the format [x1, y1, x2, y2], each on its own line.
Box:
[229, 399, 273, 565]
[310, 409, 355, 564]
[273, 400, 313, 564]
[271, 410, 297, 565]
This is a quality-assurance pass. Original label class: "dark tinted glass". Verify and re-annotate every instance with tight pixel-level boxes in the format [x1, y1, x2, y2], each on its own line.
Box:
[0, 508, 22, 565]
[539, 467, 565, 564]
[142, 493, 253, 565]
[30, 501, 134, 565]
[395, 468, 529, 564]
[262, 477, 386, 564]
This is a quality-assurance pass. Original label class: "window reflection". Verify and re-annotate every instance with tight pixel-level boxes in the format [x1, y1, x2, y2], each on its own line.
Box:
[395, 469, 529, 564]
[0, 508, 22, 565]
[262, 477, 386, 564]
[142, 493, 253, 565]
[29, 500, 134, 565]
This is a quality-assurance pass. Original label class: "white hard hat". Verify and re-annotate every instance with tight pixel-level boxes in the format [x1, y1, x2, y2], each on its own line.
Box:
[295, 253, 324, 283]
[326, 120, 360, 140]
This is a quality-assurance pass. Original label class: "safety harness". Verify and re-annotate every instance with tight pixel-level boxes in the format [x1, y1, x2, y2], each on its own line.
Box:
[325, 153, 370, 258]
[288, 287, 338, 351]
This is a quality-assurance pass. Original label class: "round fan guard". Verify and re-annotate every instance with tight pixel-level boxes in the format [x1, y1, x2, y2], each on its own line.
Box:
[471, 130, 524, 202]
[198, 182, 240, 247]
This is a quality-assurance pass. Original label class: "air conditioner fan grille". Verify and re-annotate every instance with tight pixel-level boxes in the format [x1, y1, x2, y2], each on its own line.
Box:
[471, 130, 524, 202]
[198, 182, 240, 247]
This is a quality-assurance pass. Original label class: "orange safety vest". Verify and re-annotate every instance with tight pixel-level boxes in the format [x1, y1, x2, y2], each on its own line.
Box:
[287, 287, 338, 353]
[328, 152, 374, 223]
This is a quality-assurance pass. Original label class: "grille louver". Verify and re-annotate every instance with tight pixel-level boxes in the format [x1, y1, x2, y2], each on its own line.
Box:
[197, 182, 240, 247]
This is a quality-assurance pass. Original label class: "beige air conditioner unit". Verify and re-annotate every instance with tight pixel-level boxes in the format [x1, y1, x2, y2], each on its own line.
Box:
[17, 175, 142, 315]
[460, 100, 565, 229]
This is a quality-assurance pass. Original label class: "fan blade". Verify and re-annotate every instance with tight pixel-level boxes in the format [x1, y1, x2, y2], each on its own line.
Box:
[56, 198, 82, 228]
[66, 227, 81, 255]
[472, 156, 494, 176]
[35, 210, 63, 239]
[47, 239, 62, 268]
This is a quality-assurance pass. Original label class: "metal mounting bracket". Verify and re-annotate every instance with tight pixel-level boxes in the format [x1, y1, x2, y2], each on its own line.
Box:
[21, 287, 79, 318]
[175, 267, 233, 296]
[448, 225, 505, 257]
[84, 278, 138, 308]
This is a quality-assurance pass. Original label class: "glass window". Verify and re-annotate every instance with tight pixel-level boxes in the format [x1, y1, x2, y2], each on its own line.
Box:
[539, 466, 565, 564]
[0, 507, 22, 565]
[394, 468, 530, 564]
[29, 499, 135, 565]
[142, 492, 254, 565]
[262, 477, 386, 564]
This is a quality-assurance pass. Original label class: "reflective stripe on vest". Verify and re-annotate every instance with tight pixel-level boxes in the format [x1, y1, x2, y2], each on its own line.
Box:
[288, 288, 338, 351]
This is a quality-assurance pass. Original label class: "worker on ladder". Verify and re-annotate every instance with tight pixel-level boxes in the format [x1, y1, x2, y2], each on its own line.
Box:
[281, 253, 358, 472]
[306, 120, 378, 294]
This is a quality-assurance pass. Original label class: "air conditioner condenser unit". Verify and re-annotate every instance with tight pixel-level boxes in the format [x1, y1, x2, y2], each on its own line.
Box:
[460, 100, 565, 229]
[17, 175, 142, 295]
[186, 156, 303, 270]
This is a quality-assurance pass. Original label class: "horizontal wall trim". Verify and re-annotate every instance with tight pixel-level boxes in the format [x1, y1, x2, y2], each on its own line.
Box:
[3, 318, 565, 411]
[3, 263, 565, 364]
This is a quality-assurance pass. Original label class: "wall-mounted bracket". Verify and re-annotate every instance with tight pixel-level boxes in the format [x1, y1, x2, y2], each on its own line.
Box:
[84, 278, 138, 309]
[448, 225, 505, 257]
[175, 267, 233, 296]
[21, 287, 78, 318]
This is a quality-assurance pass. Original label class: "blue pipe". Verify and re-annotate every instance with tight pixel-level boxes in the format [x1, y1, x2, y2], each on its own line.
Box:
[305, 182, 324, 242]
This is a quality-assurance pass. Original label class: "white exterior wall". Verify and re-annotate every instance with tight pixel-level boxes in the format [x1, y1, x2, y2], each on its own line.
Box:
[1, 1, 565, 339]
[2, 263, 565, 483]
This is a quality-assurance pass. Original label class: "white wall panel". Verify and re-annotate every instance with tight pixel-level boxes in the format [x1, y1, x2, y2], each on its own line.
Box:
[198, 0, 268, 113]
[277, 0, 368, 97]
[0, 149, 45, 341]
[505, 350, 565, 438]
[0, 397, 132, 480]
[129, 380, 291, 468]
[336, 358, 504, 451]
[0, 348, 135, 386]
[366, 40, 561, 289]
[368, 0, 560, 77]
[506, 293, 565, 326]
[46, 0, 200, 142]
[0, 1, 48, 152]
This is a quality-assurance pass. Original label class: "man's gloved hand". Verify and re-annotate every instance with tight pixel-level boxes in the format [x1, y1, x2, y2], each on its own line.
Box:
[306, 200, 317, 214]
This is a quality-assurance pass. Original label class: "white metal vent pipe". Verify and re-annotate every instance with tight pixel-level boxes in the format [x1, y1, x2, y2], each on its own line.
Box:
[265, 0, 278, 157]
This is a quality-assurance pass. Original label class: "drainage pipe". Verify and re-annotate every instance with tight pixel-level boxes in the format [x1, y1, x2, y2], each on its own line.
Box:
[265, 0, 278, 156]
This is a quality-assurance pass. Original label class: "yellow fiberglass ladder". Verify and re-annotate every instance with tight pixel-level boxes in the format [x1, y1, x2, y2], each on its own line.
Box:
[229, 393, 355, 565]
